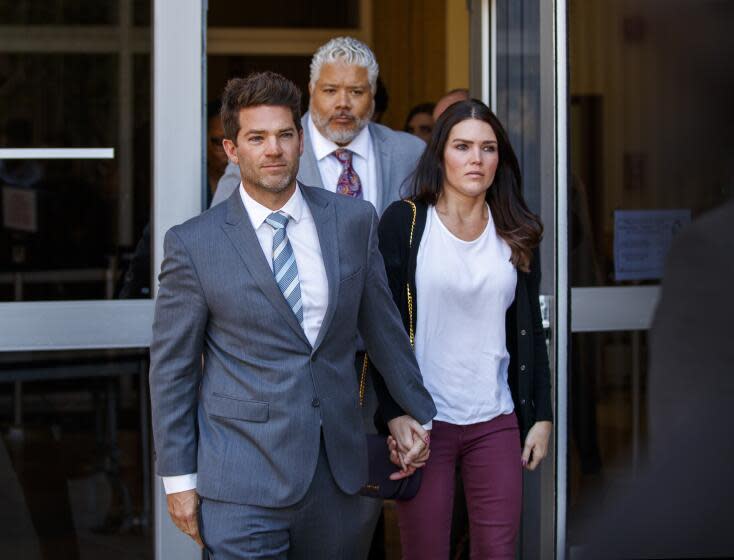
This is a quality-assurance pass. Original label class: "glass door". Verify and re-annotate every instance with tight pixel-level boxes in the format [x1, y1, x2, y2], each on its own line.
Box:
[0, 1, 154, 558]
[470, 1, 563, 557]
[565, 0, 733, 557]
[0, 1, 205, 559]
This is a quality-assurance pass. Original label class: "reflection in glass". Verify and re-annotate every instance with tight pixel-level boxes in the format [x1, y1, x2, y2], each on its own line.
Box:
[568, 0, 734, 555]
[0, 349, 152, 559]
[569, 0, 734, 287]
[495, 0, 541, 215]
[0, 7, 152, 302]
[567, 330, 648, 548]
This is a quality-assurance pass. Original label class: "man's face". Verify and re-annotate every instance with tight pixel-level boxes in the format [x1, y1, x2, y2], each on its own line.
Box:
[309, 62, 374, 146]
[207, 115, 229, 177]
[222, 105, 303, 196]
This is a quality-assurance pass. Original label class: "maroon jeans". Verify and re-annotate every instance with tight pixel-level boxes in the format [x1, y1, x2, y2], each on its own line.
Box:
[396, 413, 522, 560]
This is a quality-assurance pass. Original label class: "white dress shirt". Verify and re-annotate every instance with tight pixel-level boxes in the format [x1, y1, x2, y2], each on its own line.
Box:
[162, 183, 329, 494]
[308, 114, 378, 209]
[414, 205, 517, 426]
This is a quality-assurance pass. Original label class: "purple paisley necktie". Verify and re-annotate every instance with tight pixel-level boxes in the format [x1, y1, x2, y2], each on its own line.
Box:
[332, 149, 363, 199]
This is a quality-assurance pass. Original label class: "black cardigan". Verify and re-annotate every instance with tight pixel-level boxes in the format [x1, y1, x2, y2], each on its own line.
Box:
[371, 199, 553, 441]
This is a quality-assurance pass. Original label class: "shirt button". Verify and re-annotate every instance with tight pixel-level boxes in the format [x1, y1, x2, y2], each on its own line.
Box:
[520, 364, 526, 371]
[312, 398, 320, 407]
[520, 329, 527, 336]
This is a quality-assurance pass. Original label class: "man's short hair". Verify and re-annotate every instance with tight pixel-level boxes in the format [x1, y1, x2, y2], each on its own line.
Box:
[309, 36, 379, 94]
[220, 71, 302, 143]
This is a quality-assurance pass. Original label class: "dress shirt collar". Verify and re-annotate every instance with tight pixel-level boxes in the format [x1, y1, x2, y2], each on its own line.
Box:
[239, 182, 304, 230]
[308, 112, 371, 163]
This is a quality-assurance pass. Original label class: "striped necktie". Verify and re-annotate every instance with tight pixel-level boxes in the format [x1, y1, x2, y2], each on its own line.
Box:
[265, 211, 303, 326]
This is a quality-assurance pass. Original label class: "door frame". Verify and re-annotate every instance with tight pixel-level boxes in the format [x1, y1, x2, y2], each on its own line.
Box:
[152, 1, 205, 558]
[0, 1, 205, 558]
[470, 1, 567, 557]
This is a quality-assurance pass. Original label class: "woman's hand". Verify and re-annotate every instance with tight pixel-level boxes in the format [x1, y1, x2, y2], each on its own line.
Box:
[522, 420, 552, 471]
[387, 415, 430, 467]
[386, 433, 430, 480]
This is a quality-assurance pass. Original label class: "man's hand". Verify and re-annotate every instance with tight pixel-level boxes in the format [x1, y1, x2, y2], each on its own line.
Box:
[522, 420, 552, 471]
[167, 489, 203, 547]
[386, 434, 430, 480]
[387, 415, 430, 467]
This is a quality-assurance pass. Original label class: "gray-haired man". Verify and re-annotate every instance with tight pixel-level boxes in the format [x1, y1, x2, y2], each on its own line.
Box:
[212, 36, 425, 215]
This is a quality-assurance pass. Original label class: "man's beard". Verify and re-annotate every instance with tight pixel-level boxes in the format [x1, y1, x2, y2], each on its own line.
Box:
[241, 160, 298, 194]
[311, 103, 374, 145]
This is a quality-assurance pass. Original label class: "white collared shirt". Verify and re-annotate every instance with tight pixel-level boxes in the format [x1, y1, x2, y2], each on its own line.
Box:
[238, 182, 329, 348]
[162, 183, 329, 495]
[308, 113, 378, 209]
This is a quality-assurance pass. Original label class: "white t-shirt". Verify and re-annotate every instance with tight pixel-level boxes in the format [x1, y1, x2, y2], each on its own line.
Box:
[414, 204, 517, 425]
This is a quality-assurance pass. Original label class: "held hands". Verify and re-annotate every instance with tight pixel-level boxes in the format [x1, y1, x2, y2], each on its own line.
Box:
[522, 420, 552, 471]
[386, 415, 431, 480]
[167, 489, 203, 547]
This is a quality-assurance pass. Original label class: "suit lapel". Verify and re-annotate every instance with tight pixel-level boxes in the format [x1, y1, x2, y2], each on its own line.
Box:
[301, 186, 339, 352]
[297, 113, 325, 189]
[369, 122, 392, 214]
[220, 191, 310, 346]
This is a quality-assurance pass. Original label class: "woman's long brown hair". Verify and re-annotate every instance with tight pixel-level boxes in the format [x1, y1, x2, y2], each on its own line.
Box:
[409, 99, 542, 272]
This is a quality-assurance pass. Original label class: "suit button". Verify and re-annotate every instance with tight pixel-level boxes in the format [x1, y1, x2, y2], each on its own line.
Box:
[312, 398, 320, 407]
[521, 329, 527, 336]
[520, 399, 526, 405]
[520, 364, 526, 371]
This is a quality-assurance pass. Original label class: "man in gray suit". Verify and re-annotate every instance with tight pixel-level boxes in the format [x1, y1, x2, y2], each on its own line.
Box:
[150, 72, 435, 558]
[211, 36, 425, 215]
[210, 37, 428, 556]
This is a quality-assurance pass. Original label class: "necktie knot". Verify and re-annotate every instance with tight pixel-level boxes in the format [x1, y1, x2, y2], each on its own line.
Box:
[332, 149, 353, 166]
[265, 211, 289, 231]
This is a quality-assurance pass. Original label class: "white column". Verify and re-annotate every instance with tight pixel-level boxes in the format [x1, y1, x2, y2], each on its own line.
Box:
[153, 1, 204, 559]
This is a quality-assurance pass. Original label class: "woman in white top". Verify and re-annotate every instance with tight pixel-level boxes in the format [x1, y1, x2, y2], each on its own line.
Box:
[375, 99, 553, 559]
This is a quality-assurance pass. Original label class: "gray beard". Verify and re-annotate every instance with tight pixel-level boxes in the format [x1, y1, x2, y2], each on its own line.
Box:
[310, 105, 374, 145]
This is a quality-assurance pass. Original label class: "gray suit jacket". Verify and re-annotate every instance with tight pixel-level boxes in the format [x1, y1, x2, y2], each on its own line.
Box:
[149, 184, 436, 508]
[211, 113, 425, 214]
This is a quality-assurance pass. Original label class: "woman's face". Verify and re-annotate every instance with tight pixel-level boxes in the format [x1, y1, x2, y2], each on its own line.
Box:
[442, 118, 499, 200]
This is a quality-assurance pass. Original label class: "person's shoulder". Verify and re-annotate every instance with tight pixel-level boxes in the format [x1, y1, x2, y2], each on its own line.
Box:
[680, 200, 734, 246]
[369, 122, 425, 158]
[663, 200, 734, 277]
[168, 198, 228, 241]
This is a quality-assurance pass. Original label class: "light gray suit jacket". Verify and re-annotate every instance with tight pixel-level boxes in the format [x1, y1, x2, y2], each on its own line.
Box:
[149, 184, 436, 508]
[210, 113, 425, 214]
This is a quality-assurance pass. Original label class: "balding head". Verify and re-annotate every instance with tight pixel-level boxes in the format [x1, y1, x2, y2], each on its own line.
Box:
[433, 88, 470, 120]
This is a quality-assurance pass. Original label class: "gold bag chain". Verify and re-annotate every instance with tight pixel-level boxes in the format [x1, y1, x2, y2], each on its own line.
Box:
[359, 200, 417, 406]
